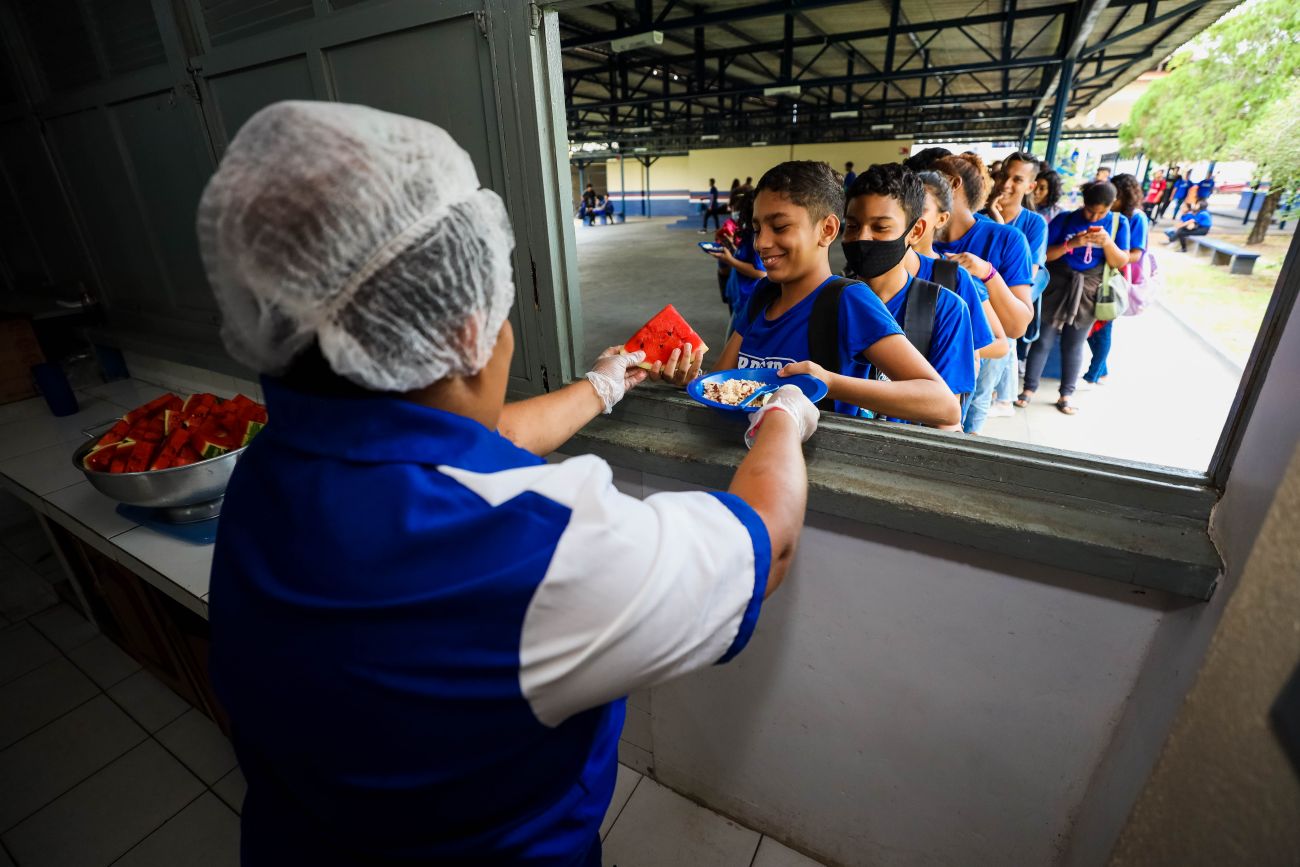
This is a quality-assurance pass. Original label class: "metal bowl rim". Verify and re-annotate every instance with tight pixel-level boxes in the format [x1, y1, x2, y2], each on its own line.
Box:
[71, 437, 247, 478]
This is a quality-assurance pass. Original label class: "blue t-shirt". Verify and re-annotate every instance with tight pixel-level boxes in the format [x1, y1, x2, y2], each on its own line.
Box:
[1193, 210, 1213, 229]
[210, 380, 771, 866]
[914, 253, 995, 352]
[1197, 178, 1215, 200]
[1009, 208, 1049, 268]
[934, 218, 1034, 290]
[877, 273, 975, 396]
[731, 275, 904, 416]
[1047, 209, 1132, 272]
[725, 232, 766, 313]
[1128, 210, 1150, 252]
[1173, 179, 1192, 200]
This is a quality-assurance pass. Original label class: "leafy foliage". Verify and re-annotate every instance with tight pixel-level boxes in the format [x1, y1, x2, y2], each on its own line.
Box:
[1120, 0, 1300, 167]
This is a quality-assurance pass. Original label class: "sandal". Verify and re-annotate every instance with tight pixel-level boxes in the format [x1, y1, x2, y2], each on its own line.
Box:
[1055, 399, 1078, 416]
[1014, 391, 1035, 408]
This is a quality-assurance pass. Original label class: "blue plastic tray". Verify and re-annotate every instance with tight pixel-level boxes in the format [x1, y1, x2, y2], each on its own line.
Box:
[687, 368, 828, 414]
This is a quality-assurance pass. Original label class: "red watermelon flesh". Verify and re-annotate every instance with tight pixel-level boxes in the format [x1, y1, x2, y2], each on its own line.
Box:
[623, 305, 709, 369]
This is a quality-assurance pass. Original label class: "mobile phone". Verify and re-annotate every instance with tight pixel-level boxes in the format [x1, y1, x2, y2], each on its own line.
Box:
[698, 241, 725, 254]
[1086, 226, 1102, 232]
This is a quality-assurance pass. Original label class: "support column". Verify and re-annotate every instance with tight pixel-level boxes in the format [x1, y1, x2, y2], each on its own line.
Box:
[1044, 57, 1074, 169]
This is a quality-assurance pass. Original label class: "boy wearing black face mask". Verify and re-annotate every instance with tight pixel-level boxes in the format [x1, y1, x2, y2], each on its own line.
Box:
[843, 164, 977, 401]
[710, 161, 959, 426]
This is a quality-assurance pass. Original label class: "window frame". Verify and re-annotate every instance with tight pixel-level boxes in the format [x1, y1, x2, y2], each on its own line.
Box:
[528, 6, 1300, 599]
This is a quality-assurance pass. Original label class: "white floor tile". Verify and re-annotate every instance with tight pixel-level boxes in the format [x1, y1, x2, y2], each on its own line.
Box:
[114, 792, 240, 867]
[602, 777, 760, 867]
[1, 740, 204, 867]
[0, 658, 98, 750]
[0, 695, 146, 832]
[0, 443, 89, 497]
[212, 767, 246, 815]
[0, 623, 58, 687]
[107, 669, 190, 733]
[27, 602, 98, 652]
[44, 481, 139, 540]
[157, 709, 237, 785]
[622, 704, 653, 752]
[113, 526, 214, 602]
[601, 764, 642, 840]
[617, 740, 653, 776]
[751, 836, 828, 867]
[0, 551, 57, 621]
[67, 634, 141, 689]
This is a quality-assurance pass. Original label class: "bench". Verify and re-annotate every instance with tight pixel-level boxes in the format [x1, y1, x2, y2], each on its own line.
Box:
[1190, 237, 1261, 275]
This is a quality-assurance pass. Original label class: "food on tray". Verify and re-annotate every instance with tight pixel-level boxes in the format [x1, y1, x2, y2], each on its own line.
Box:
[703, 379, 770, 407]
[82, 391, 268, 473]
[624, 304, 709, 370]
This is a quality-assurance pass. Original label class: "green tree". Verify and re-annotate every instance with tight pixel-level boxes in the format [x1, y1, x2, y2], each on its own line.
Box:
[1237, 80, 1300, 242]
[1120, 0, 1300, 241]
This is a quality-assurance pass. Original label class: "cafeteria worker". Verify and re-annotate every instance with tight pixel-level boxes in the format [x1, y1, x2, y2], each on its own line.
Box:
[200, 102, 819, 867]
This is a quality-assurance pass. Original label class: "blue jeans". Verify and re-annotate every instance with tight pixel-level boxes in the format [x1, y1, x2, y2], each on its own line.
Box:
[1084, 321, 1112, 383]
[993, 338, 1017, 402]
[963, 352, 1003, 433]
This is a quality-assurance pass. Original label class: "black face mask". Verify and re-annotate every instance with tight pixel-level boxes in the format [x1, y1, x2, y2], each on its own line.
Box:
[842, 220, 916, 279]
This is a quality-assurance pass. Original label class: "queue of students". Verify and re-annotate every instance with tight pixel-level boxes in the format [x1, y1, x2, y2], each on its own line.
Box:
[676, 149, 1173, 428]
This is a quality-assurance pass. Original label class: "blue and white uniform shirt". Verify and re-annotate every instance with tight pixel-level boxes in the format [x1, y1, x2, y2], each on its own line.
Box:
[209, 380, 771, 866]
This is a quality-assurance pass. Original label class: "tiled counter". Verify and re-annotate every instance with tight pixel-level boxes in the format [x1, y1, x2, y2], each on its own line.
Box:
[0, 379, 221, 620]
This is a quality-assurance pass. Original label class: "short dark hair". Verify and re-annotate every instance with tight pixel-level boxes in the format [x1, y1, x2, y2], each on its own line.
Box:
[917, 170, 954, 214]
[1111, 173, 1143, 217]
[846, 163, 924, 228]
[1096, 166, 1111, 176]
[903, 146, 952, 173]
[1195, 199, 1210, 212]
[755, 160, 844, 223]
[1082, 181, 1117, 207]
[1003, 151, 1039, 175]
[846, 161, 854, 169]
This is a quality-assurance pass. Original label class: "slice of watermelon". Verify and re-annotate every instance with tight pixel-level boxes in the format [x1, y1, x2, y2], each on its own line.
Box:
[623, 304, 709, 370]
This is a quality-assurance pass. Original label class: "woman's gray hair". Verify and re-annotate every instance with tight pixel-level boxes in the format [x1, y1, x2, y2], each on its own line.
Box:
[916, 170, 954, 213]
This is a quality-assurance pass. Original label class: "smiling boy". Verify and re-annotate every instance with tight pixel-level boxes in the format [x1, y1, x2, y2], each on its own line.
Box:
[712, 161, 959, 427]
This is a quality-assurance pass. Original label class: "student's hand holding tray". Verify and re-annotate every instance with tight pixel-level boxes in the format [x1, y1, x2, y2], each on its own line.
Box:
[623, 304, 709, 387]
[688, 368, 828, 417]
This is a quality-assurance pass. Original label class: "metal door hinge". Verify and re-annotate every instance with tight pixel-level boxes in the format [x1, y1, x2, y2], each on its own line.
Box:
[540, 364, 551, 392]
[474, 10, 489, 38]
[529, 3, 543, 32]
[530, 257, 540, 310]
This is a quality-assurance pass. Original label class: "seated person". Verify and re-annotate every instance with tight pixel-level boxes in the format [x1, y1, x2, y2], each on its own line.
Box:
[842, 164, 976, 425]
[696, 160, 959, 427]
[578, 183, 597, 225]
[1165, 200, 1212, 251]
[600, 195, 615, 222]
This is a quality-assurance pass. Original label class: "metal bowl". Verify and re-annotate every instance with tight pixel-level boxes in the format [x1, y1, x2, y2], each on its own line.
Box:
[71, 437, 245, 517]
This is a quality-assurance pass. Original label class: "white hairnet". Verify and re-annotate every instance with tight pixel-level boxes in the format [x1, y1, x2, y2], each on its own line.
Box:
[196, 100, 516, 392]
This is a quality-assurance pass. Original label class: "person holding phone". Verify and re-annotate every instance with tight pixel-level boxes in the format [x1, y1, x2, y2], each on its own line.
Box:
[1019, 181, 1130, 415]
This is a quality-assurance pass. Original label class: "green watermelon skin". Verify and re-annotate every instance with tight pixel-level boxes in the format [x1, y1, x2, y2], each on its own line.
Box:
[623, 304, 709, 369]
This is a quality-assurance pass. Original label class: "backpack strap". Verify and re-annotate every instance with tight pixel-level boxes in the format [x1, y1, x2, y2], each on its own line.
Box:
[745, 278, 782, 326]
[902, 278, 941, 358]
[929, 257, 959, 291]
[807, 277, 856, 412]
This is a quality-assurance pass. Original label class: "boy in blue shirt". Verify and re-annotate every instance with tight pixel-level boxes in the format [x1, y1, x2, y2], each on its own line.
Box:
[1165, 200, 1213, 251]
[1171, 172, 1193, 219]
[1196, 173, 1215, 205]
[843, 163, 976, 402]
[709, 161, 959, 426]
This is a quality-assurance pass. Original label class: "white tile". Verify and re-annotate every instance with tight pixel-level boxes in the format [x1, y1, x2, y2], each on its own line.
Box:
[0, 695, 146, 831]
[627, 688, 651, 713]
[1, 740, 204, 866]
[0, 442, 88, 497]
[751, 837, 828, 867]
[0, 397, 127, 462]
[156, 709, 237, 785]
[113, 526, 214, 602]
[28, 602, 98, 652]
[0, 658, 98, 750]
[212, 767, 246, 815]
[602, 777, 760, 867]
[0, 397, 48, 427]
[66, 634, 141, 689]
[82, 380, 170, 408]
[114, 792, 240, 867]
[0, 622, 59, 687]
[44, 480, 139, 539]
[107, 669, 190, 733]
[0, 551, 57, 621]
[617, 741, 653, 776]
[621, 704, 653, 752]
[600, 764, 642, 840]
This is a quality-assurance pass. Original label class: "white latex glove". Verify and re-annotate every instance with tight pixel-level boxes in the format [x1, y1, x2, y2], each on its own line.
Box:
[585, 346, 647, 414]
[744, 385, 819, 448]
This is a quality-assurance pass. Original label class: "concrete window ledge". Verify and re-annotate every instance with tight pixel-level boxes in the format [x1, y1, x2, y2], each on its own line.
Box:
[562, 388, 1222, 600]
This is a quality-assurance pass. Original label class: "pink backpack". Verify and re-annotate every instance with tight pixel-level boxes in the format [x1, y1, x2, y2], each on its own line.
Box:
[1123, 249, 1161, 316]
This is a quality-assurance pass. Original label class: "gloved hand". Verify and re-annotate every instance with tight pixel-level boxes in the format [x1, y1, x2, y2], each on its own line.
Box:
[744, 385, 819, 448]
[585, 346, 648, 414]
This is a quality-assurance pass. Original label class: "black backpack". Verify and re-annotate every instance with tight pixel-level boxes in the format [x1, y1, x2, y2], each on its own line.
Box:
[745, 275, 944, 411]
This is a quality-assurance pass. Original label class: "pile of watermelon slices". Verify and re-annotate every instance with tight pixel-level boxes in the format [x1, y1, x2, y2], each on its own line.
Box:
[82, 392, 268, 474]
